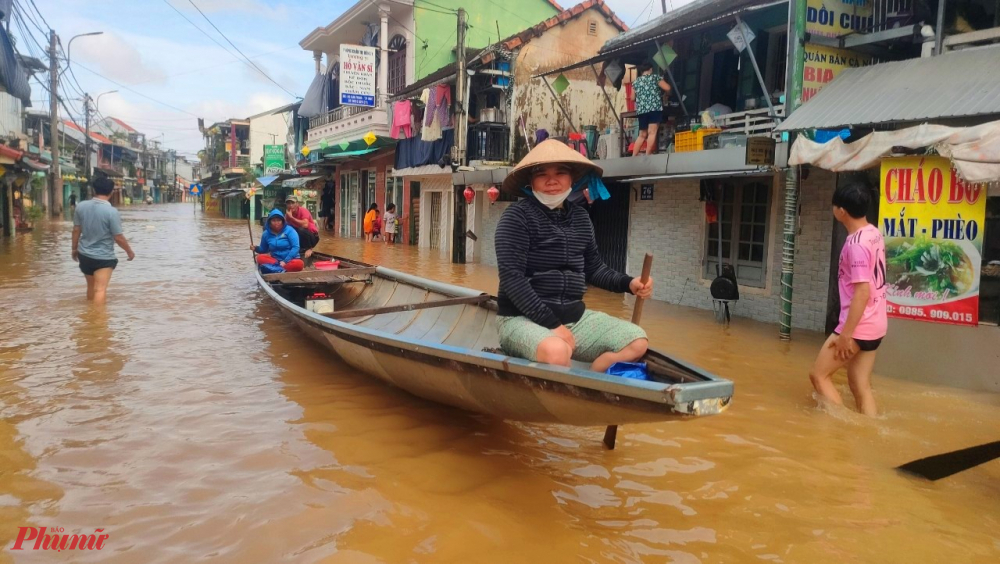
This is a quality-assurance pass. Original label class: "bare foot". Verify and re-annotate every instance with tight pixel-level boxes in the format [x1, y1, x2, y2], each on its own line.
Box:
[304, 249, 313, 259]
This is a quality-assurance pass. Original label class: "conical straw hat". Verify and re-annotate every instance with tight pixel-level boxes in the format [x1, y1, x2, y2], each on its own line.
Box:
[501, 139, 603, 194]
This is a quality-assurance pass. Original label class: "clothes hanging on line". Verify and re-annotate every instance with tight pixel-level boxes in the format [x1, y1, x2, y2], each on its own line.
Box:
[421, 88, 442, 142]
[391, 100, 413, 139]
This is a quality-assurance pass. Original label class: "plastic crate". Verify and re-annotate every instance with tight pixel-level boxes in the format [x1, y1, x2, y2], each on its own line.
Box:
[675, 127, 721, 152]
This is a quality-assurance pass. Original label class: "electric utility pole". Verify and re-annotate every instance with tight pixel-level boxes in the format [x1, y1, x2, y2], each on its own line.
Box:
[451, 7, 468, 264]
[48, 30, 62, 216]
[83, 93, 91, 199]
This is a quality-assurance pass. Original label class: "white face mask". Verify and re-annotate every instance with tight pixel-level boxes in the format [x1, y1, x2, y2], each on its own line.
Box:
[532, 188, 572, 209]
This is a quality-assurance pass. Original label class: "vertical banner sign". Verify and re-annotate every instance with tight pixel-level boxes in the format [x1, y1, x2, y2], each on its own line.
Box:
[802, 0, 873, 102]
[879, 157, 986, 326]
[339, 45, 376, 107]
[263, 145, 285, 174]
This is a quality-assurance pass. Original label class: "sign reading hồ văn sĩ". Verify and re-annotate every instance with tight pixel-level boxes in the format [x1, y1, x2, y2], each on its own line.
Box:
[339, 45, 376, 108]
[879, 157, 986, 326]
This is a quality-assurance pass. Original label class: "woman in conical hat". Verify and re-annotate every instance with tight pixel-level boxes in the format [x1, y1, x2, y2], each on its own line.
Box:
[494, 140, 654, 371]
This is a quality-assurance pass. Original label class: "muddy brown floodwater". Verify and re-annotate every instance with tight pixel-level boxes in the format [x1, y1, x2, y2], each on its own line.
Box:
[1, 204, 998, 563]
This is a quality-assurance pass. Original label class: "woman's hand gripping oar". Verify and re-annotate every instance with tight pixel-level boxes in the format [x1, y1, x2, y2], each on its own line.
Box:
[604, 253, 654, 450]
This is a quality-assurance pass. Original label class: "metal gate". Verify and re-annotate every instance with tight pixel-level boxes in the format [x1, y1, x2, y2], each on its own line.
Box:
[588, 181, 630, 273]
[429, 192, 442, 249]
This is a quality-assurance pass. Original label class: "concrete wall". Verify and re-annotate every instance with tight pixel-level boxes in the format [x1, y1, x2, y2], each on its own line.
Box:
[413, 0, 559, 81]
[249, 111, 292, 168]
[480, 199, 514, 267]
[0, 93, 23, 138]
[513, 7, 627, 147]
[876, 319, 1000, 393]
[624, 169, 837, 332]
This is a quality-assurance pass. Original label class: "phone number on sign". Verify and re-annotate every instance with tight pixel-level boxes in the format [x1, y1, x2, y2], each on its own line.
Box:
[886, 304, 973, 323]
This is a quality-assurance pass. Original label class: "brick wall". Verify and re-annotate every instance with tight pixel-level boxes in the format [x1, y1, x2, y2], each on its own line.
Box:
[625, 169, 837, 332]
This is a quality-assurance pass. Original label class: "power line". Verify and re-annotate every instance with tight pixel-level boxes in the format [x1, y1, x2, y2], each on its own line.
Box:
[364, 0, 428, 50]
[70, 60, 201, 118]
[631, 0, 656, 28]
[184, 0, 298, 98]
[22, 0, 50, 31]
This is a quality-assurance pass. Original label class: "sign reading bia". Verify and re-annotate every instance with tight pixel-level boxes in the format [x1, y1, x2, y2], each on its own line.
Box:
[264, 144, 286, 174]
[339, 44, 376, 107]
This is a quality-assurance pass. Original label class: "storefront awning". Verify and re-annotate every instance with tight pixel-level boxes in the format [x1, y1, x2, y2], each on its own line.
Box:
[96, 166, 124, 178]
[282, 175, 320, 188]
[778, 46, 1000, 132]
[789, 119, 1000, 184]
[20, 158, 48, 172]
[393, 164, 452, 177]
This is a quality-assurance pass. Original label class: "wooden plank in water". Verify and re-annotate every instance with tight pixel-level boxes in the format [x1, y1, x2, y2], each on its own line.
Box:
[325, 294, 490, 320]
[262, 267, 376, 284]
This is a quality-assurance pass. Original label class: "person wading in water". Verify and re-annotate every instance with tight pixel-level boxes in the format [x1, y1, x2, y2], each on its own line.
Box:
[494, 139, 653, 372]
[71, 177, 135, 304]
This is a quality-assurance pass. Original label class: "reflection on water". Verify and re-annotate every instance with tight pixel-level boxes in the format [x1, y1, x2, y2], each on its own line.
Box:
[0, 205, 998, 563]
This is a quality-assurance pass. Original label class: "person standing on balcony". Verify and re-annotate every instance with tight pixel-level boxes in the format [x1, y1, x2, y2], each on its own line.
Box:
[631, 64, 671, 157]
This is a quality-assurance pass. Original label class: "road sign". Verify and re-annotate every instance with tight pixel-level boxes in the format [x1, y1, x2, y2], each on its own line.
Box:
[189, 183, 202, 195]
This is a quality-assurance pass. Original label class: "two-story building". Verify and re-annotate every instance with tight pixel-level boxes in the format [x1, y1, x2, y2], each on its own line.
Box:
[201, 119, 251, 215]
[297, 0, 584, 245]
[297, 0, 628, 250]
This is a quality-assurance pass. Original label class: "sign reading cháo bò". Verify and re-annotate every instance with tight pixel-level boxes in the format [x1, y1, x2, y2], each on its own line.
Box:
[879, 157, 986, 326]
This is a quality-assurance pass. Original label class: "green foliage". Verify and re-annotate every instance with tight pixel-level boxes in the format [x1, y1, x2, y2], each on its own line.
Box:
[26, 205, 44, 222]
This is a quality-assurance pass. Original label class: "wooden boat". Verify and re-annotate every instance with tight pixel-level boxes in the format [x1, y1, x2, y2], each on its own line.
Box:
[256, 253, 733, 428]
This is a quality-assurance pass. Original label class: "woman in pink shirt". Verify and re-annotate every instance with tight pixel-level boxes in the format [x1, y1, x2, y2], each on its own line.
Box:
[284, 195, 320, 258]
[809, 182, 887, 416]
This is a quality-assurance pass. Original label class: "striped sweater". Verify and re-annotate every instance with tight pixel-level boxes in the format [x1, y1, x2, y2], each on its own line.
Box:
[495, 197, 634, 329]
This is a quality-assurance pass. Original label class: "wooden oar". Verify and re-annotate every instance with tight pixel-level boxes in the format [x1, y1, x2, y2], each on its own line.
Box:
[247, 211, 256, 262]
[897, 440, 1000, 481]
[604, 253, 653, 450]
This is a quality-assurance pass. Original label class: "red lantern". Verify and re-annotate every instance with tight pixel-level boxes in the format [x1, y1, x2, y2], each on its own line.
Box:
[463, 186, 475, 204]
[487, 185, 500, 203]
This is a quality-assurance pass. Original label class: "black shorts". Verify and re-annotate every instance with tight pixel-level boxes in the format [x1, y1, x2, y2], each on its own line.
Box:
[833, 332, 883, 352]
[295, 227, 319, 251]
[638, 110, 663, 130]
[78, 253, 118, 276]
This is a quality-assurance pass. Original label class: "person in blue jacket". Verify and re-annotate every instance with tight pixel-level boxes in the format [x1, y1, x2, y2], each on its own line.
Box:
[252, 209, 304, 274]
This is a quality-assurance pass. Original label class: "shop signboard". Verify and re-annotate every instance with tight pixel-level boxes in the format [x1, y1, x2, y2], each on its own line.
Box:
[339, 44, 376, 107]
[806, 0, 872, 38]
[802, 0, 873, 102]
[264, 145, 285, 174]
[879, 157, 987, 326]
[745, 137, 776, 166]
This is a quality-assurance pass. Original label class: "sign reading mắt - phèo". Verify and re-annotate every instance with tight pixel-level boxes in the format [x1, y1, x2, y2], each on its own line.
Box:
[879, 157, 986, 326]
[339, 44, 376, 107]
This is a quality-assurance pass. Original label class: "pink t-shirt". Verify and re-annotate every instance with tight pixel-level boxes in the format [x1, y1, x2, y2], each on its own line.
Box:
[289, 206, 318, 233]
[835, 224, 887, 340]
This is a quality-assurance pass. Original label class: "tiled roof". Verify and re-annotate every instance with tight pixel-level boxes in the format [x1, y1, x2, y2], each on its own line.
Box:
[500, 0, 628, 54]
[109, 117, 137, 133]
[394, 1, 627, 97]
[64, 120, 115, 145]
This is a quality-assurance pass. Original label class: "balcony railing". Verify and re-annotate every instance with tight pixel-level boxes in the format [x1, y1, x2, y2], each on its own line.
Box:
[713, 105, 786, 140]
[309, 104, 377, 130]
[468, 123, 510, 163]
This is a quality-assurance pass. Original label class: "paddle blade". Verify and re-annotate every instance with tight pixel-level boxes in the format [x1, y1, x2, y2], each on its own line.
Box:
[897, 441, 1000, 481]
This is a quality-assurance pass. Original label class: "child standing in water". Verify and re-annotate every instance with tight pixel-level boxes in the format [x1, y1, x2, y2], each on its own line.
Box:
[809, 182, 887, 416]
[383, 203, 398, 245]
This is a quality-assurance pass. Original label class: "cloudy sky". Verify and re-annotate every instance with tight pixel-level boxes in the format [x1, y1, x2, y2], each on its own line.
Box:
[18, 0, 688, 159]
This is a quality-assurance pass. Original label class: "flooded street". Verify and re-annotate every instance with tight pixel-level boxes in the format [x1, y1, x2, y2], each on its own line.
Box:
[1, 204, 999, 563]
